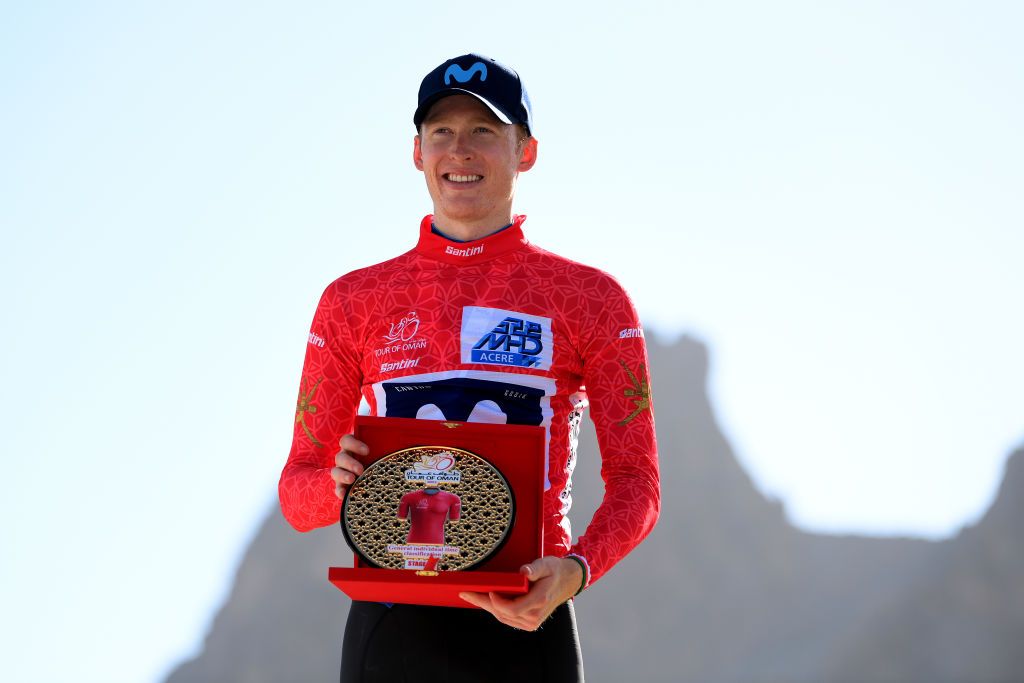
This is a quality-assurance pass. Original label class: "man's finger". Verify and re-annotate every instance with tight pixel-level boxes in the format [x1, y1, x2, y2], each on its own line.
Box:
[339, 434, 369, 456]
[334, 452, 364, 476]
[490, 586, 549, 618]
[335, 436, 367, 478]
[331, 465, 358, 484]
[487, 593, 545, 630]
[489, 591, 535, 616]
[466, 592, 541, 631]
[520, 559, 552, 582]
[458, 591, 494, 611]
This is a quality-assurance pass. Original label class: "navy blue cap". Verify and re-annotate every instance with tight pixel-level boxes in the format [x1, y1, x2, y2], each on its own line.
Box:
[414, 54, 533, 135]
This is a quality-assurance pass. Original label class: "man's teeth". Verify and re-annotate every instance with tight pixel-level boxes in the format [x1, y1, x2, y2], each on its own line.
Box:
[446, 174, 482, 183]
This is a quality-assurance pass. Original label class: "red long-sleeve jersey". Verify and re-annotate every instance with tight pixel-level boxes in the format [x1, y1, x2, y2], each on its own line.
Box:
[398, 489, 462, 545]
[279, 215, 660, 586]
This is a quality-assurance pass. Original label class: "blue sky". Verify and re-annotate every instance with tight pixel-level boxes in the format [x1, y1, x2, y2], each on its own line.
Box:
[2, 2, 1022, 682]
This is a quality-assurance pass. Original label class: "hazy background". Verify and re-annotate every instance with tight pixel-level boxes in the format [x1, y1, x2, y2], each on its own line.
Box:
[1, 2, 1021, 682]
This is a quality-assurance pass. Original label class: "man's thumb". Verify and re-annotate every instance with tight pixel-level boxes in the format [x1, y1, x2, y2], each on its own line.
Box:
[520, 558, 550, 582]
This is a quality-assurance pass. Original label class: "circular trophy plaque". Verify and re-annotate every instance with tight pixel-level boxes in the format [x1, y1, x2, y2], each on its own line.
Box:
[341, 445, 515, 572]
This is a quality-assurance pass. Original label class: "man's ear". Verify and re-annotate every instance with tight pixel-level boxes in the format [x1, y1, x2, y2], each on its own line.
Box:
[518, 137, 538, 172]
[413, 135, 424, 171]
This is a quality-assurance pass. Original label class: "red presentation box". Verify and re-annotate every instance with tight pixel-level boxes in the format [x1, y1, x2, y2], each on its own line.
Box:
[328, 415, 545, 608]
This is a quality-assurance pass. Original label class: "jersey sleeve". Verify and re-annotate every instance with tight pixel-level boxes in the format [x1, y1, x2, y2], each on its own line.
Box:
[278, 281, 364, 532]
[449, 493, 461, 521]
[398, 492, 413, 519]
[569, 274, 660, 586]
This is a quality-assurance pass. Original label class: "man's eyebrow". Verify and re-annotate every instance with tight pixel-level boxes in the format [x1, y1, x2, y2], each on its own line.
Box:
[423, 113, 504, 127]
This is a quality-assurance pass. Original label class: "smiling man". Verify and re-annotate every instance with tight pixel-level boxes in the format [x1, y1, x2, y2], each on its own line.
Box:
[279, 54, 661, 683]
[413, 93, 536, 239]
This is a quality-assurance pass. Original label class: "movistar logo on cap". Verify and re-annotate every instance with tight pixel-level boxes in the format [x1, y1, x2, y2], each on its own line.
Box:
[460, 306, 553, 370]
[445, 61, 488, 85]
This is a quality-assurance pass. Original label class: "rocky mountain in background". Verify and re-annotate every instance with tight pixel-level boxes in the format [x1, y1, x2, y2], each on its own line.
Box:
[165, 337, 1024, 683]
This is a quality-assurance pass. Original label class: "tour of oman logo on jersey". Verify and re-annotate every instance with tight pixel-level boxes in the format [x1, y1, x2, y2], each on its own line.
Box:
[383, 311, 420, 343]
[460, 306, 553, 370]
[376, 311, 429, 362]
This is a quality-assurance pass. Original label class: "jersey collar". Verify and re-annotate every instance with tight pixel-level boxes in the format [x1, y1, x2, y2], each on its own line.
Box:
[415, 214, 529, 264]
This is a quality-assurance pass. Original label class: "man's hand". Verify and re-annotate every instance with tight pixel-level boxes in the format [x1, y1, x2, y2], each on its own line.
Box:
[458, 556, 583, 631]
[331, 434, 367, 499]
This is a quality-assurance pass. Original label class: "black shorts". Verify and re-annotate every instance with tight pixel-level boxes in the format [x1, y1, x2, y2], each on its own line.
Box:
[341, 600, 584, 683]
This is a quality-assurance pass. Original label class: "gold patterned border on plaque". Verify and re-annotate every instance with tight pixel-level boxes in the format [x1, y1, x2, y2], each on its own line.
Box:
[341, 446, 514, 572]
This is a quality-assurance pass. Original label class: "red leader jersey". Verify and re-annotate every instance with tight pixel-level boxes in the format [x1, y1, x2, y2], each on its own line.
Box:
[398, 489, 462, 545]
[279, 215, 660, 586]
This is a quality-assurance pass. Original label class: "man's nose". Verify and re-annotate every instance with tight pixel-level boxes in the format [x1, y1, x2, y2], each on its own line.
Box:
[449, 133, 473, 159]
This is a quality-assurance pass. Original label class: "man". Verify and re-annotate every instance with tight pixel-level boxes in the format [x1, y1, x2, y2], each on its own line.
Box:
[279, 54, 660, 682]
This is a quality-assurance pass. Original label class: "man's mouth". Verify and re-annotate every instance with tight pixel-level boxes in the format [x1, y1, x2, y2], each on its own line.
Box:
[444, 174, 483, 183]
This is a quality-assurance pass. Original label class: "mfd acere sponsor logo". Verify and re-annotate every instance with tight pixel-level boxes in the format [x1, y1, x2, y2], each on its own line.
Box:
[473, 317, 544, 367]
[460, 307, 554, 370]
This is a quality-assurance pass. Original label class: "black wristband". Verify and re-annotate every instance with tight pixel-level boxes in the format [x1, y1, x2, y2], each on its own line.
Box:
[565, 555, 588, 596]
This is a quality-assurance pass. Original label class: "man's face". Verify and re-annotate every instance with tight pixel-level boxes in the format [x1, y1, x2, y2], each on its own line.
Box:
[413, 94, 537, 233]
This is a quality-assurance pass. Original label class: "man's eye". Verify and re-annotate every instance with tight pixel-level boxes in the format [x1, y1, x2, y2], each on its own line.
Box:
[473, 127, 493, 134]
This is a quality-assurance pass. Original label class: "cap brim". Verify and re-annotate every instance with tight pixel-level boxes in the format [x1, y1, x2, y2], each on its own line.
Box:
[414, 89, 513, 128]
